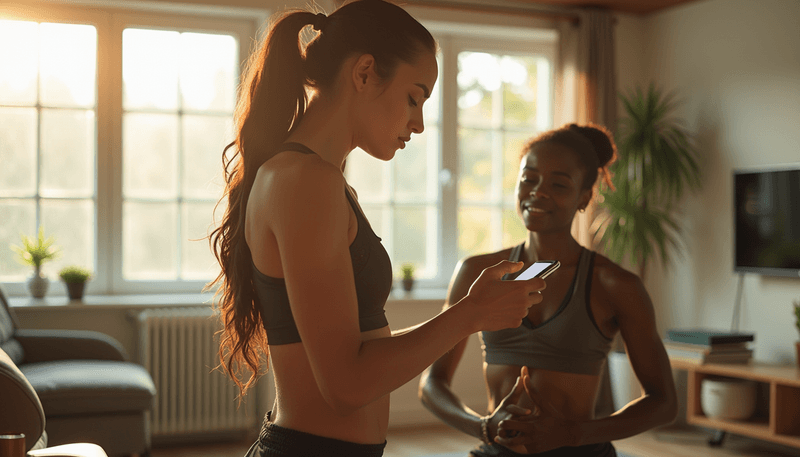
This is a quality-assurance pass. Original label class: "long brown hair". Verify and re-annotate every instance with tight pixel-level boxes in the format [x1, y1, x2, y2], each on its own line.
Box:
[207, 0, 436, 396]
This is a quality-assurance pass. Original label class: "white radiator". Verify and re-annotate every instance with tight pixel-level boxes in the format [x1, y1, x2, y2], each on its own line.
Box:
[137, 307, 257, 437]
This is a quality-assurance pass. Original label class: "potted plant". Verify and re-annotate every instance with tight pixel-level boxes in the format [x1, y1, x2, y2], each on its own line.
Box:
[10, 227, 60, 299]
[59, 265, 92, 301]
[400, 263, 415, 292]
[594, 83, 703, 280]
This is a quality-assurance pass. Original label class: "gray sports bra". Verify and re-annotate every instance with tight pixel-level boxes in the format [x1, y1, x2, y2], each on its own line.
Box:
[480, 245, 613, 375]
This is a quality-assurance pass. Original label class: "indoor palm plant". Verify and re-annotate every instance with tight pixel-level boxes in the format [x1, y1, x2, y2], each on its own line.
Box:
[594, 84, 703, 280]
[10, 227, 61, 298]
[59, 265, 93, 301]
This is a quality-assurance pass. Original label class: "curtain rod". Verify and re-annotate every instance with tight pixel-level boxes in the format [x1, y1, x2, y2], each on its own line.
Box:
[400, 0, 581, 25]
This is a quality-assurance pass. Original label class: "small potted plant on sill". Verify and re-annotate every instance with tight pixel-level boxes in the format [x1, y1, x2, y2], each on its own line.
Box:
[10, 227, 60, 299]
[400, 263, 415, 292]
[59, 265, 92, 301]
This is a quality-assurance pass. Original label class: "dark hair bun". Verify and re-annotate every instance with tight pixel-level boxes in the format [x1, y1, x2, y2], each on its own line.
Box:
[570, 124, 616, 168]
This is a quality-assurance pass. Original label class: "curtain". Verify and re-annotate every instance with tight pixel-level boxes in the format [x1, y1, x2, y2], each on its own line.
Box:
[555, 7, 618, 418]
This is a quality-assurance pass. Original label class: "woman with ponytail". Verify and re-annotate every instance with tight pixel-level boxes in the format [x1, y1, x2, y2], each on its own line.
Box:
[208, 1, 545, 455]
[420, 124, 678, 457]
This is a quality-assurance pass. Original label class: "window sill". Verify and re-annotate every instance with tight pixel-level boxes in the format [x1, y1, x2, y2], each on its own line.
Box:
[8, 288, 448, 310]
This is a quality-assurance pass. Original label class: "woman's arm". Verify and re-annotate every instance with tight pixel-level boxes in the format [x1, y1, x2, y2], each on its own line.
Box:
[570, 267, 678, 443]
[268, 159, 544, 415]
[419, 257, 487, 438]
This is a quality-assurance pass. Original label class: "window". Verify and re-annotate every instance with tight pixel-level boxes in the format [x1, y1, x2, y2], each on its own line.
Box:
[345, 30, 557, 288]
[0, 20, 98, 286]
[0, 6, 255, 296]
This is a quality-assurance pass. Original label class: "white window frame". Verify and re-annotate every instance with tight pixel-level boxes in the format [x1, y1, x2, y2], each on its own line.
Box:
[0, 2, 259, 297]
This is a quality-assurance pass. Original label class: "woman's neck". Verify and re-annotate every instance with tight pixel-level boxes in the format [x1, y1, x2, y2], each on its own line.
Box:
[524, 231, 583, 265]
[284, 94, 355, 169]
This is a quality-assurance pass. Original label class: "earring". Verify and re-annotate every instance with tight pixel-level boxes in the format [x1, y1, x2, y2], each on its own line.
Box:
[579, 207, 586, 213]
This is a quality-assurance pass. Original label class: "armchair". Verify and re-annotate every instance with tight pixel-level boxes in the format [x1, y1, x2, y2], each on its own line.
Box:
[0, 286, 156, 457]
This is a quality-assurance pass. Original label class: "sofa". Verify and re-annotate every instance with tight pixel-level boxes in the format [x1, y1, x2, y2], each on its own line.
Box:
[0, 286, 156, 457]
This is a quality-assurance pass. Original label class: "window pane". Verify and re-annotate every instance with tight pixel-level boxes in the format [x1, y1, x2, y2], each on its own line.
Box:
[41, 199, 95, 274]
[123, 28, 179, 110]
[503, 207, 526, 249]
[123, 112, 179, 199]
[181, 201, 218, 280]
[124, 201, 178, 279]
[0, 20, 38, 106]
[0, 200, 36, 279]
[40, 109, 95, 198]
[422, 52, 442, 124]
[182, 115, 231, 199]
[0, 107, 37, 196]
[344, 150, 390, 201]
[458, 206, 493, 260]
[503, 131, 530, 202]
[39, 23, 97, 108]
[179, 33, 237, 112]
[458, 52, 499, 127]
[458, 128, 494, 202]
[394, 128, 436, 202]
[501, 56, 539, 129]
[393, 206, 435, 279]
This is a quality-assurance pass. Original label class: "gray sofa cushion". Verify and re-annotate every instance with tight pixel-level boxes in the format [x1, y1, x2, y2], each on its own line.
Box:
[22, 360, 156, 416]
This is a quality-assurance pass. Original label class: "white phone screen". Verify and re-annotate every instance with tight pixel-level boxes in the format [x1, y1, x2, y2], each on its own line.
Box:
[514, 261, 559, 281]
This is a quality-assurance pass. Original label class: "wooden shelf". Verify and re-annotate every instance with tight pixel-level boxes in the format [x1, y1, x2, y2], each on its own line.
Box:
[671, 357, 800, 449]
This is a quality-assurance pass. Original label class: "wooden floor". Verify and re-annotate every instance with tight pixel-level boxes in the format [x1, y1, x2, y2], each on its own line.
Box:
[149, 424, 800, 457]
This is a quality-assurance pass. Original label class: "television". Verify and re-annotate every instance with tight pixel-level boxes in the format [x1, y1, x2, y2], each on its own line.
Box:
[734, 165, 800, 278]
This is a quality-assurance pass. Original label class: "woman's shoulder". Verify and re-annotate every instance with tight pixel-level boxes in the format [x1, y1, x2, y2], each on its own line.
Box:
[453, 248, 515, 282]
[255, 149, 345, 196]
[591, 252, 646, 295]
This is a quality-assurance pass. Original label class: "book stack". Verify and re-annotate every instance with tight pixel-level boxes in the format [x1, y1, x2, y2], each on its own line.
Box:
[664, 329, 755, 365]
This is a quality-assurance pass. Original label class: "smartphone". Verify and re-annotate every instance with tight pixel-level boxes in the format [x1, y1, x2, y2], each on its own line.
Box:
[513, 260, 560, 281]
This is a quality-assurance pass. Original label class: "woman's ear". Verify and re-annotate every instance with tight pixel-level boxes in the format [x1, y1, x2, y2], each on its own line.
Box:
[352, 54, 377, 92]
[578, 188, 593, 212]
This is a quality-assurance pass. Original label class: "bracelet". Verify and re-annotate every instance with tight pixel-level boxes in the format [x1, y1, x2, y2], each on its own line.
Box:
[480, 416, 492, 445]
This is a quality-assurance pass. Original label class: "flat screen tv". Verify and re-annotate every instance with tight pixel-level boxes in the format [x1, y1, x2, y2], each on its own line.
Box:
[734, 165, 800, 278]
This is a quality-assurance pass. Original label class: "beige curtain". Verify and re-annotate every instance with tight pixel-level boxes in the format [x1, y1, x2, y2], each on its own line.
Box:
[556, 8, 617, 249]
[555, 7, 618, 418]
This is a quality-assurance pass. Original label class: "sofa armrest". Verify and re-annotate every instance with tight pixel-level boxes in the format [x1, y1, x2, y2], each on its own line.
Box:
[15, 329, 128, 363]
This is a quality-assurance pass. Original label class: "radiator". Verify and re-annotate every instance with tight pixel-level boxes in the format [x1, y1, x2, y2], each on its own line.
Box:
[137, 307, 257, 437]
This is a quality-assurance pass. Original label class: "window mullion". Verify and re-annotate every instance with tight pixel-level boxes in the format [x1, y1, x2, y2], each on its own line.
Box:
[103, 14, 125, 294]
[439, 35, 459, 286]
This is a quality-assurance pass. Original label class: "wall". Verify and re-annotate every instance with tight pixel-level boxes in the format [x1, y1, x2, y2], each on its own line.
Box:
[634, 0, 800, 364]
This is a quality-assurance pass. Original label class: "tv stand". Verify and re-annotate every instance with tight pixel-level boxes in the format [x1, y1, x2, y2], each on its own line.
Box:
[670, 358, 800, 449]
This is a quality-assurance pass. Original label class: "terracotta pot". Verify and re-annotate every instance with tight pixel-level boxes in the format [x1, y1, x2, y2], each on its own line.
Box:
[402, 278, 414, 292]
[66, 282, 86, 301]
[796, 342, 800, 368]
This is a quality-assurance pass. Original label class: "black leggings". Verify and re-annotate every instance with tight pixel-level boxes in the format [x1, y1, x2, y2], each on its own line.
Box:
[469, 442, 617, 457]
[244, 412, 386, 457]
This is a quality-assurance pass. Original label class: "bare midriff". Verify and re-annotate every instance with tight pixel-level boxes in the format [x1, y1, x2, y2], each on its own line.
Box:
[486, 363, 602, 421]
[268, 325, 392, 445]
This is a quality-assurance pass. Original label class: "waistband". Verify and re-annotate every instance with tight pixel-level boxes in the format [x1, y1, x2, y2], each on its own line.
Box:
[257, 411, 386, 457]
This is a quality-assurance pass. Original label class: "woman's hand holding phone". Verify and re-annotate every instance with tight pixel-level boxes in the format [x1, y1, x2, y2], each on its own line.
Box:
[458, 260, 547, 333]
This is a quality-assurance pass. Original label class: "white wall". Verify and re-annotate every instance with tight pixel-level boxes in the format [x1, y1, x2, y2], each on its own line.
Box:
[622, 0, 800, 363]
